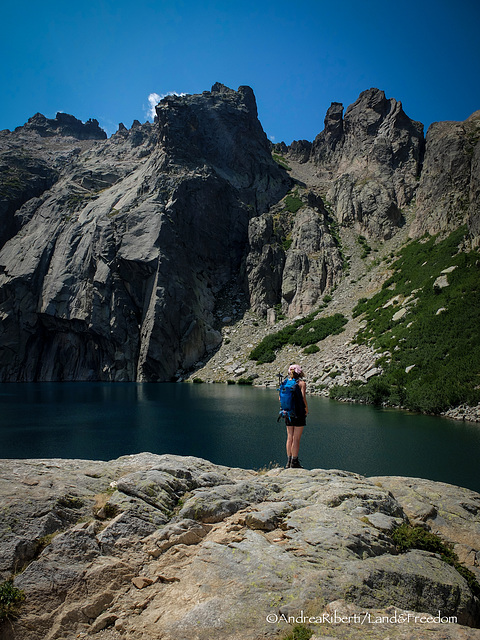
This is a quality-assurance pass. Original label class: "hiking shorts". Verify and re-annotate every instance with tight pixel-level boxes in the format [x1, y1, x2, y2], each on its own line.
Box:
[286, 415, 306, 427]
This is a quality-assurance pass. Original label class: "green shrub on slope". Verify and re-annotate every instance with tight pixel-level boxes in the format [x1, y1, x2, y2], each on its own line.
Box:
[250, 313, 347, 364]
[332, 228, 480, 413]
[391, 523, 480, 598]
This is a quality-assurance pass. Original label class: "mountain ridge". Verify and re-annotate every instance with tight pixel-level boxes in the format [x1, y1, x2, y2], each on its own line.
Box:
[0, 84, 478, 419]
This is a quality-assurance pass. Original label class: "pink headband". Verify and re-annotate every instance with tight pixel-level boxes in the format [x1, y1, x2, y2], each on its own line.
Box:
[289, 364, 303, 375]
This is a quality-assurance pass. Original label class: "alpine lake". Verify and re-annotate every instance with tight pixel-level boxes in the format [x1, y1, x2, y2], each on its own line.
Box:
[0, 382, 479, 492]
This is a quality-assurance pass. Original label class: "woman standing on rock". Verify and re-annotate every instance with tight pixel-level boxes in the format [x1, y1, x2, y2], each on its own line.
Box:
[283, 364, 308, 469]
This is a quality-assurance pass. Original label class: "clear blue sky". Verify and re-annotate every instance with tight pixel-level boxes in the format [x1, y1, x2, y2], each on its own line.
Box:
[2, 0, 479, 143]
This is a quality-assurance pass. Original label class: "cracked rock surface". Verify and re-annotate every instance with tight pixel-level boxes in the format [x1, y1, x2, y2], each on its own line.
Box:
[1, 453, 479, 639]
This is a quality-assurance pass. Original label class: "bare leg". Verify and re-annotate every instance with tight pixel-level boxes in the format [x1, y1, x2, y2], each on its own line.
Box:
[291, 426, 304, 458]
[286, 425, 295, 457]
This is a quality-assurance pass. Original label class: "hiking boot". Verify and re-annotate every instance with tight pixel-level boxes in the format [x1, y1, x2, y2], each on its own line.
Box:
[285, 456, 292, 469]
[290, 457, 303, 469]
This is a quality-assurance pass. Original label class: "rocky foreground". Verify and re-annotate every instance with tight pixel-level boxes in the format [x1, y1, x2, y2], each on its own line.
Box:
[1, 453, 480, 639]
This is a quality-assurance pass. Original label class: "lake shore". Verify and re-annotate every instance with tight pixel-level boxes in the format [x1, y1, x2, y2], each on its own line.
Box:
[1, 383, 480, 493]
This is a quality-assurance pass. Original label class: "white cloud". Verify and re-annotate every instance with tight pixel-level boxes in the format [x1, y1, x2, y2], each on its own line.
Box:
[145, 91, 187, 121]
[147, 93, 162, 120]
[269, 135, 276, 142]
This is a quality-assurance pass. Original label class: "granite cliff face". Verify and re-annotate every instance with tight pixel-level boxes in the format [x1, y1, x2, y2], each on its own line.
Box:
[0, 84, 478, 383]
[282, 90, 479, 244]
[245, 190, 344, 317]
[281, 89, 425, 240]
[0, 84, 290, 382]
[1, 455, 480, 640]
[247, 89, 478, 325]
[410, 110, 480, 240]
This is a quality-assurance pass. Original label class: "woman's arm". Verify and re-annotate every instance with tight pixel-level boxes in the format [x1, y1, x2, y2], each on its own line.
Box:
[298, 380, 308, 414]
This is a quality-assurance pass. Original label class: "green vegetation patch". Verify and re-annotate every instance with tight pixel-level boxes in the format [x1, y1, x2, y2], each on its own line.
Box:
[250, 312, 347, 364]
[303, 344, 320, 355]
[272, 153, 291, 171]
[357, 235, 372, 259]
[391, 523, 480, 598]
[271, 188, 312, 253]
[331, 228, 480, 413]
[0, 580, 25, 621]
[284, 193, 304, 214]
[282, 235, 293, 251]
[392, 523, 451, 555]
[282, 624, 313, 640]
[274, 303, 286, 322]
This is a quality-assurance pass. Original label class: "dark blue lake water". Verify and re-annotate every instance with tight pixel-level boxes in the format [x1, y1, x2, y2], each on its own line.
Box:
[0, 383, 479, 492]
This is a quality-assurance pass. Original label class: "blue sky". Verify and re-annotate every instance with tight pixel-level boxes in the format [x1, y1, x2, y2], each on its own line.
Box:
[2, 0, 479, 143]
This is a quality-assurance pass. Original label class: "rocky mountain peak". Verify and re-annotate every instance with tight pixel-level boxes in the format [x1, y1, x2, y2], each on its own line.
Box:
[211, 81, 231, 93]
[343, 88, 395, 134]
[322, 100, 344, 150]
[312, 87, 424, 170]
[155, 83, 266, 179]
[285, 88, 426, 239]
[210, 82, 256, 108]
[15, 112, 107, 140]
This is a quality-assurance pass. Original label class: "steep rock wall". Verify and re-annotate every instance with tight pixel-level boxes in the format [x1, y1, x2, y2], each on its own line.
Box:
[245, 190, 344, 317]
[0, 85, 290, 382]
[410, 110, 480, 240]
[302, 89, 424, 240]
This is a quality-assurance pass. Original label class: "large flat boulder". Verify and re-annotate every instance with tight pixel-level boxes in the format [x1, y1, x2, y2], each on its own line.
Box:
[1, 454, 479, 639]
